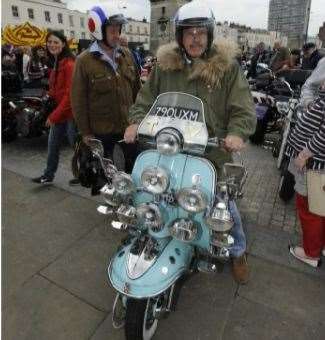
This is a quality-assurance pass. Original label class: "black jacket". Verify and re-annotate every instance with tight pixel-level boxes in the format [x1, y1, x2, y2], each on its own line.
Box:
[301, 50, 323, 70]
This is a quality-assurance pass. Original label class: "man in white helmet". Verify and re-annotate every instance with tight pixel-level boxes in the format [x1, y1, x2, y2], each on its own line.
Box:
[124, 2, 256, 284]
[71, 3, 141, 173]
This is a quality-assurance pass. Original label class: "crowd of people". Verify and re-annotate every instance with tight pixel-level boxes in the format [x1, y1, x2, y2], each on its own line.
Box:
[245, 40, 324, 79]
[2, 1, 324, 281]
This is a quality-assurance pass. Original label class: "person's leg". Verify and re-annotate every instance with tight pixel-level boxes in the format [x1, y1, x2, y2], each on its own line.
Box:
[66, 120, 80, 185]
[229, 201, 249, 284]
[322, 218, 325, 256]
[43, 122, 65, 180]
[296, 193, 323, 258]
[95, 134, 115, 159]
[229, 201, 246, 257]
[121, 142, 139, 173]
[66, 119, 78, 147]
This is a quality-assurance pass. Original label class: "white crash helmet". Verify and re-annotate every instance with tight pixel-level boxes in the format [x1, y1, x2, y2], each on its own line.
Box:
[175, 2, 215, 53]
[88, 4, 128, 41]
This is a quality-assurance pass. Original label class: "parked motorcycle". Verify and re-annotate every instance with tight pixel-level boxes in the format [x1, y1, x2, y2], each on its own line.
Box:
[249, 74, 298, 145]
[89, 92, 247, 340]
[1, 93, 55, 142]
[273, 100, 303, 202]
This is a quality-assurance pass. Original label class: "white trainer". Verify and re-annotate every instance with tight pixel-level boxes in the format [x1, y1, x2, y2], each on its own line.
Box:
[289, 246, 320, 268]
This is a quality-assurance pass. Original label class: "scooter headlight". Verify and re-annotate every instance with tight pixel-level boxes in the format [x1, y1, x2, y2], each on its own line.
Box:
[112, 172, 135, 195]
[177, 187, 208, 213]
[136, 203, 164, 232]
[141, 166, 169, 194]
[100, 184, 121, 207]
[116, 204, 137, 225]
[169, 218, 198, 242]
[156, 130, 181, 155]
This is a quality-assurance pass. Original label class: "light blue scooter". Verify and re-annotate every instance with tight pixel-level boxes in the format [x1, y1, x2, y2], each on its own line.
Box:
[91, 92, 247, 340]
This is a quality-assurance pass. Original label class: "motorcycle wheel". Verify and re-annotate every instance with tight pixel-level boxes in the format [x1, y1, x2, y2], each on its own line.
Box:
[249, 119, 266, 145]
[279, 169, 295, 202]
[2, 119, 17, 143]
[125, 298, 158, 340]
[272, 138, 281, 158]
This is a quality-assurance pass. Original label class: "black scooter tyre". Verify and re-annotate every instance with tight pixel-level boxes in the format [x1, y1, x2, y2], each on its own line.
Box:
[279, 169, 295, 202]
[249, 119, 266, 145]
[125, 298, 158, 340]
[2, 122, 17, 143]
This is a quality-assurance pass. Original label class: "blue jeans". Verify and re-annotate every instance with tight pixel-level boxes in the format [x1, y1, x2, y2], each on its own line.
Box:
[229, 201, 247, 258]
[44, 120, 77, 180]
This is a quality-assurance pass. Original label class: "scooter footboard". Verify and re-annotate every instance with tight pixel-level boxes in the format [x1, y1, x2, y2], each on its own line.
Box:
[108, 238, 194, 299]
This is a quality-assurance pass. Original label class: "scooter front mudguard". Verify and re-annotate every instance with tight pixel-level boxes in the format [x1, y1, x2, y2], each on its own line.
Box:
[108, 238, 193, 299]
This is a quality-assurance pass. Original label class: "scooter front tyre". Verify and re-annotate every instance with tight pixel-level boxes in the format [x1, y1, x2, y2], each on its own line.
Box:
[125, 298, 158, 340]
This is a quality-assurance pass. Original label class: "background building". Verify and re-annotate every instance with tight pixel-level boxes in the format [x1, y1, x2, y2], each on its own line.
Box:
[318, 22, 325, 47]
[2, 0, 90, 40]
[215, 22, 287, 52]
[268, 0, 311, 48]
[150, 0, 191, 53]
[122, 18, 150, 51]
[214, 22, 238, 43]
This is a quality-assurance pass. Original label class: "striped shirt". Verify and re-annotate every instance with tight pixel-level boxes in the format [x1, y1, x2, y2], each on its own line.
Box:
[286, 89, 325, 170]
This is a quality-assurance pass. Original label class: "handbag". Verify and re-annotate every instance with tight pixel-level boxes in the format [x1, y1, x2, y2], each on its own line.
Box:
[307, 170, 325, 216]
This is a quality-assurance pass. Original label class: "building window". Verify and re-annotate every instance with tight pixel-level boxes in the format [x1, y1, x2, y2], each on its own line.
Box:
[145, 37, 148, 43]
[69, 15, 74, 27]
[45, 11, 51, 22]
[58, 13, 63, 24]
[12, 5, 19, 17]
[144, 27, 148, 34]
[129, 25, 133, 32]
[80, 17, 85, 28]
[137, 26, 140, 34]
[81, 32, 86, 39]
[70, 30, 75, 38]
[27, 8, 34, 19]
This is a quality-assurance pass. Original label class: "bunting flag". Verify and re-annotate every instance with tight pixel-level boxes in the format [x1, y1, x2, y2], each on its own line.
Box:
[2, 22, 48, 46]
[2, 22, 78, 49]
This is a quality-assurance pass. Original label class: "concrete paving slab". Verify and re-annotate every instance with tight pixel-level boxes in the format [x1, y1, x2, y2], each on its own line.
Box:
[41, 226, 123, 312]
[248, 226, 325, 279]
[90, 314, 124, 340]
[222, 296, 324, 340]
[2, 170, 105, 308]
[3, 274, 105, 340]
[238, 257, 325, 324]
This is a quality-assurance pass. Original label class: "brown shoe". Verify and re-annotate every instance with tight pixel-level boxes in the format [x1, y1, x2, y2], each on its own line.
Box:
[232, 254, 249, 284]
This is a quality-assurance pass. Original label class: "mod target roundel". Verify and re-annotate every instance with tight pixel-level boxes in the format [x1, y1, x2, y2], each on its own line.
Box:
[88, 18, 96, 33]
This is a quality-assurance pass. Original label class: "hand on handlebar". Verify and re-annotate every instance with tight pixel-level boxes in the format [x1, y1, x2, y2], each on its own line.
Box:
[124, 124, 139, 144]
[223, 135, 245, 152]
[82, 134, 95, 146]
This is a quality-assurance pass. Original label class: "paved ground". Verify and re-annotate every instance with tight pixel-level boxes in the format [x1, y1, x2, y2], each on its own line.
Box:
[2, 137, 325, 340]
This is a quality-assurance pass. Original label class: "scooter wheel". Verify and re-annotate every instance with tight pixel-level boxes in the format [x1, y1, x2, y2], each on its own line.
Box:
[249, 119, 266, 145]
[2, 125, 17, 143]
[272, 139, 281, 158]
[279, 170, 295, 202]
[125, 298, 158, 340]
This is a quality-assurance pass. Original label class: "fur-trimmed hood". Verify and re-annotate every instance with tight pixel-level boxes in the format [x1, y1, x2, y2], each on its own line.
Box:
[156, 39, 239, 88]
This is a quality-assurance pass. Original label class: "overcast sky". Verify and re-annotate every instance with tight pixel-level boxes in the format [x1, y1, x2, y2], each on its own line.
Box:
[66, 0, 324, 36]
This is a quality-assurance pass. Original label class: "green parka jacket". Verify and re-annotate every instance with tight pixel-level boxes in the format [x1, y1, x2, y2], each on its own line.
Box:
[128, 40, 256, 170]
[71, 47, 141, 136]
